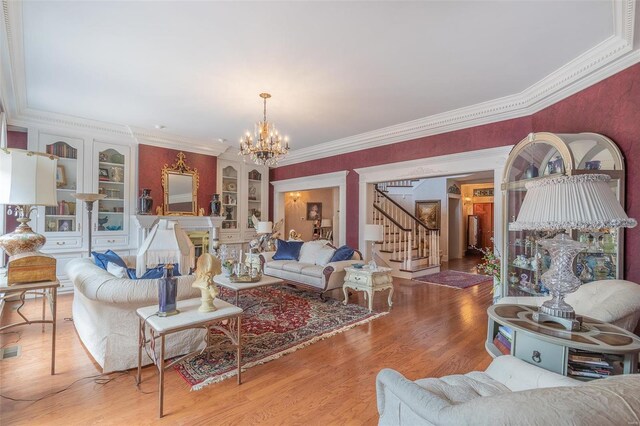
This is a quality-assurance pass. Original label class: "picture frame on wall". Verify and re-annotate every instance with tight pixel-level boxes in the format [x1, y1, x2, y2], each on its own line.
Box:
[415, 200, 441, 229]
[306, 202, 322, 221]
[56, 165, 66, 188]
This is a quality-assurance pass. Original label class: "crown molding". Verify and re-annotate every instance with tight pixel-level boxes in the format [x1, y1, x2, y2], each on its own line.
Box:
[278, 0, 637, 166]
[1, 0, 637, 164]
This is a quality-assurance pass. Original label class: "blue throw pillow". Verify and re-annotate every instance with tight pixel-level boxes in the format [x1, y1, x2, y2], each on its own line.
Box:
[272, 239, 304, 260]
[139, 264, 181, 280]
[92, 250, 127, 270]
[330, 245, 355, 262]
[126, 268, 138, 280]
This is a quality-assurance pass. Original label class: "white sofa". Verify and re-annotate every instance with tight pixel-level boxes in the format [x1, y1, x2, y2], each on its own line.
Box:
[67, 257, 202, 372]
[377, 355, 640, 425]
[498, 279, 640, 332]
[260, 241, 363, 299]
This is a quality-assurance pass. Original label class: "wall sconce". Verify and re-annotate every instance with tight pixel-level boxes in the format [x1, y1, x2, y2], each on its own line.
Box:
[464, 197, 472, 206]
[290, 192, 301, 203]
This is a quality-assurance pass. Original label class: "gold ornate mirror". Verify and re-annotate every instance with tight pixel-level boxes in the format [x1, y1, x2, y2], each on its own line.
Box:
[162, 152, 199, 216]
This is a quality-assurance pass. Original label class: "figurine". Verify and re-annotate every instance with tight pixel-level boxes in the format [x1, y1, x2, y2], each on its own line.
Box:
[192, 253, 221, 312]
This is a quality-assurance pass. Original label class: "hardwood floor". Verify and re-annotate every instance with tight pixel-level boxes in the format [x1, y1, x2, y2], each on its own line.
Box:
[0, 272, 493, 425]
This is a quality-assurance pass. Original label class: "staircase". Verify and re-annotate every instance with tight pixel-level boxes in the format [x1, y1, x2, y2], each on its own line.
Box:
[373, 184, 441, 279]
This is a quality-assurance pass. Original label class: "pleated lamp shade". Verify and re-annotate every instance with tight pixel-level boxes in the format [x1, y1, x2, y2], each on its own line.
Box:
[510, 174, 637, 231]
[0, 148, 58, 206]
[256, 221, 273, 234]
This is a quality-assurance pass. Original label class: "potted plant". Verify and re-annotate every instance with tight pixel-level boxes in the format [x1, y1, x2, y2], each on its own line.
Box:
[222, 259, 235, 277]
[476, 240, 501, 303]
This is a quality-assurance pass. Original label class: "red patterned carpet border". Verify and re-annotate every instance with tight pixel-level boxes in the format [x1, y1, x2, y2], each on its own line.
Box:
[175, 285, 387, 390]
[413, 270, 492, 289]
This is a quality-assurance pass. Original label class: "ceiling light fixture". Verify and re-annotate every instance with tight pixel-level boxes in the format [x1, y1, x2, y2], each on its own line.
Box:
[239, 93, 289, 166]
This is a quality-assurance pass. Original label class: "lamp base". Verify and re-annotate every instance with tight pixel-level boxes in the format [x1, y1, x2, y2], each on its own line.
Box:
[0, 217, 46, 256]
[532, 310, 582, 331]
[157, 309, 180, 317]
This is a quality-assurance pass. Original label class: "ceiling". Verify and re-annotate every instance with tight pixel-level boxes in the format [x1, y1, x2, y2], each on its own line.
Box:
[10, 1, 630, 154]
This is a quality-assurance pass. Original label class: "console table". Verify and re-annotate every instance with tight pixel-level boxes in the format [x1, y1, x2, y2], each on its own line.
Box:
[0, 274, 59, 375]
[343, 266, 393, 312]
[486, 304, 640, 378]
[136, 298, 243, 418]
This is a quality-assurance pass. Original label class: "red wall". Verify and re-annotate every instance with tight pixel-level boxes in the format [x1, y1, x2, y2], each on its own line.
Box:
[138, 144, 217, 214]
[271, 62, 640, 282]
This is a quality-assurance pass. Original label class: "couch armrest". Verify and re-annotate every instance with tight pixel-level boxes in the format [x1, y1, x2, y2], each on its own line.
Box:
[323, 260, 361, 274]
[376, 368, 450, 425]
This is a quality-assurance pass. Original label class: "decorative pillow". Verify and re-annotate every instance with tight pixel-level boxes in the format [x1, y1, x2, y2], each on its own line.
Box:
[298, 240, 330, 264]
[106, 261, 128, 278]
[273, 239, 304, 260]
[139, 264, 181, 280]
[316, 245, 336, 266]
[92, 250, 127, 270]
[330, 245, 355, 262]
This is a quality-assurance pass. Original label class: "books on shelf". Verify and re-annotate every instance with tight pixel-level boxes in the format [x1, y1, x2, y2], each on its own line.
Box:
[493, 336, 511, 355]
[498, 325, 513, 342]
[567, 349, 620, 380]
[46, 142, 77, 159]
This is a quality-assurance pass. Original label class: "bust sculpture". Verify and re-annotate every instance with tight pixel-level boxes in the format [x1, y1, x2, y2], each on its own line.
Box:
[192, 253, 221, 312]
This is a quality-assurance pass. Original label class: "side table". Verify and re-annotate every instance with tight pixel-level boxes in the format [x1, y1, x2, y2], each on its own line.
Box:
[136, 298, 243, 418]
[0, 274, 59, 375]
[486, 304, 640, 378]
[343, 266, 393, 312]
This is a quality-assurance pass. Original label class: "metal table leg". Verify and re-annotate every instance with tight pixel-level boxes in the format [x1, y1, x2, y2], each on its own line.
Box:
[159, 335, 165, 418]
[237, 316, 242, 385]
[136, 318, 143, 385]
[51, 287, 57, 375]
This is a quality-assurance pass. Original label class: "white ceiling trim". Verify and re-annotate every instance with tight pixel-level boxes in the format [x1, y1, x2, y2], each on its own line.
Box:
[0, 0, 637, 163]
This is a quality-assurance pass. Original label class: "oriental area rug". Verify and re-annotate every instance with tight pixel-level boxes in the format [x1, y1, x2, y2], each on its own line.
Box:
[413, 270, 492, 289]
[175, 285, 387, 390]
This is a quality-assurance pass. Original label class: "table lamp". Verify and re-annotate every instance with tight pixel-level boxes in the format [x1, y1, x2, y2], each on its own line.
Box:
[510, 174, 636, 330]
[72, 193, 106, 257]
[364, 224, 384, 269]
[321, 218, 332, 240]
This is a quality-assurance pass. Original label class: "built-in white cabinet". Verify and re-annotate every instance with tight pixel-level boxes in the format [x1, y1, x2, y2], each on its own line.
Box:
[33, 130, 136, 292]
[217, 159, 268, 244]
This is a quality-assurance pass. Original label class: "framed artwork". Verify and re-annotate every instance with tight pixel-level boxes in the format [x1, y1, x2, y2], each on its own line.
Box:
[56, 165, 66, 188]
[57, 219, 73, 232]
[415, 200, 441, 229]
[306, 202, 322, 221]
[99, 167, 110, 181]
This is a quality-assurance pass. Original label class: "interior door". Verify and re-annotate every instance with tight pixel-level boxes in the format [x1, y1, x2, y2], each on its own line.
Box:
[473, 203, 494, 250]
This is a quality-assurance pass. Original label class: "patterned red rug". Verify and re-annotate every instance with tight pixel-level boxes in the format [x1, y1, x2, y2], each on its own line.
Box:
[175, 285, 387, 390]
[413, 270, 492, 289]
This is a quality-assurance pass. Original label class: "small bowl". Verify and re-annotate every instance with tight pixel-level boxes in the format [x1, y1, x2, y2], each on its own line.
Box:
[352, 263, 365, 269]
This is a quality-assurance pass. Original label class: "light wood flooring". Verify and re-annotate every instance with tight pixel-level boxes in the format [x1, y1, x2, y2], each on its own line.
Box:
[1, 262, 493, 425]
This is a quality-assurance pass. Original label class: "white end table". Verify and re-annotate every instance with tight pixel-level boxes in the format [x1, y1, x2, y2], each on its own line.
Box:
[343, 266, 394, 312]
[214, 274, 284, 307]
[136, 298, 243, 418]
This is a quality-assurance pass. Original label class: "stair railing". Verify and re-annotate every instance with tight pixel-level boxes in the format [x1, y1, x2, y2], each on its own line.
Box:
[373, 203, 413, 269]
[374, 186, 440, 267]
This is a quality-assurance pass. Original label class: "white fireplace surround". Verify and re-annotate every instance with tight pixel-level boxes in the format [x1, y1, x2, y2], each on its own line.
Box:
[134, 215, 224, 254]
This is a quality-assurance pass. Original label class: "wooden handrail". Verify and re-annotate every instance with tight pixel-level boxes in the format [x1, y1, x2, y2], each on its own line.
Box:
[374, 186, 438, 231]
[373, 204, 410, 232]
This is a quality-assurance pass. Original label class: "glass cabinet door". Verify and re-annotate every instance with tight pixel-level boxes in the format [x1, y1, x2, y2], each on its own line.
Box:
[41, 137, 83, 235]
[221, 165, 239, 231]
[502, 132, 626, 298]
[246, 168, 263, 229]
[95, 143, 129, 234]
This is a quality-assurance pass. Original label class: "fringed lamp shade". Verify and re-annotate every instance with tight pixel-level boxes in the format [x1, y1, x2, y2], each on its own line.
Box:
[509, 173, 636, 331]
[510, 174, 636, 231]
[136, 219, 195, 277]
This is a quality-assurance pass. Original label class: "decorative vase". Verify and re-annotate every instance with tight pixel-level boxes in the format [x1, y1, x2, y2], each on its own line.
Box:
[225, 206, 234, 221]
[110, 167, 123, 183]
[524, 163, 539, 179]
[158, 264, 178, 317]
[138, 188, 153, 215]
[210, 194, 222, 216]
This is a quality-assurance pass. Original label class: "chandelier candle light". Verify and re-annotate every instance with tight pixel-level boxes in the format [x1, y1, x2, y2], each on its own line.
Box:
[239, 93, 289, 166]
[510, 174, 636, 331]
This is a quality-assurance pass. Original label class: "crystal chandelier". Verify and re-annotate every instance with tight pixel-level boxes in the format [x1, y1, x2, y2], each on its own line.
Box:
[239, 93, 289, 166]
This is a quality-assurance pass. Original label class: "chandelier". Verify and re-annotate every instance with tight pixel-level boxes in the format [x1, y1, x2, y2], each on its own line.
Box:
[239, 93, 289, 166]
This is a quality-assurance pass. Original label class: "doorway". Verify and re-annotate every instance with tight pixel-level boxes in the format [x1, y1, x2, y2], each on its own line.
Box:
[473, 202, 494, 250]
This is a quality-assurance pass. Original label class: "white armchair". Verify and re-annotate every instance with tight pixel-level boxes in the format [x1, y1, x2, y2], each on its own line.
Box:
[498, 280, 640, 331]
[376, 355, 640, 425]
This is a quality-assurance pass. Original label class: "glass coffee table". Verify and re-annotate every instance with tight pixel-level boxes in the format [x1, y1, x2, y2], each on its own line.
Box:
[213, 274, 284, 307]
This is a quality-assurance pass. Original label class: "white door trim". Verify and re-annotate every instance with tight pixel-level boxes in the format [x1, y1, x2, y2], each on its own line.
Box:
[354, 146, 512, 255]
[271, 171, 349, 246]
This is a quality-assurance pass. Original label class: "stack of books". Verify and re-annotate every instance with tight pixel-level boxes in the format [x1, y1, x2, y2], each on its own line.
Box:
[568, 350, 614, 379]
[493, 326, 513, 355]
